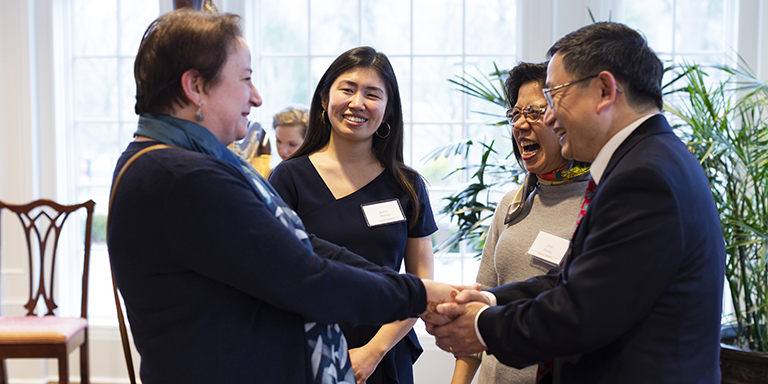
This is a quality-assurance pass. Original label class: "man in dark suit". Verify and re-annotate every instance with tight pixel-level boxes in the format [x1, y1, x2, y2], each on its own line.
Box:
[426, 22, 725, 383]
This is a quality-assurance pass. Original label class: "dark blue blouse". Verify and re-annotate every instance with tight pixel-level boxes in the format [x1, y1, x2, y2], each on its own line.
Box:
[270, 155, 438, 384]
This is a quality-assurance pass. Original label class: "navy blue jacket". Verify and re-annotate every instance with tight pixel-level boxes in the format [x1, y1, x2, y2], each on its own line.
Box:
[108, 141, 427, 384]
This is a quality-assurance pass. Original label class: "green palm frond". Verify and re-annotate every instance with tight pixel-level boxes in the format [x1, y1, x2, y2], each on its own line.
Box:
[666, 60, 768, 352]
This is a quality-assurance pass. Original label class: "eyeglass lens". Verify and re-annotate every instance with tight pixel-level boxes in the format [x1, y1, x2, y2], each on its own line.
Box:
[507, 106, 546, 124]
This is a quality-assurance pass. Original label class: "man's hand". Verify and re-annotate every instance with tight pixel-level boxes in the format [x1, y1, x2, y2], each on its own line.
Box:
[426, 298, 489, 356]
[452, 288, 491, 305]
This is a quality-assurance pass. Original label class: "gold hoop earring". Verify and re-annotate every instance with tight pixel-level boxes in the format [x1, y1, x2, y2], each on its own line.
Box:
[376, 122, 391, 139]
[322, 110, 328, 125]
[195, 104, 204, 122]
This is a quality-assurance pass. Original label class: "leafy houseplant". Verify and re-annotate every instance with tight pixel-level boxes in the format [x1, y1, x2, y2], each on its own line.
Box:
[666, 62, 768, 355]
[665, 62, 768, 383]
[428, 64, 525, 256]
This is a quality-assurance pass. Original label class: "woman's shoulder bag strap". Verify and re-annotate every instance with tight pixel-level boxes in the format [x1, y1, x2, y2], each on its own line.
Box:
[106, 143, 175, 384]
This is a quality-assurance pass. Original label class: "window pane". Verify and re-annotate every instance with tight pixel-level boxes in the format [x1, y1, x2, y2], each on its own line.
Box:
[465, 0, 517, 55]
[413, 0, 462, 55]
[463, 57, 515, 123]
[412, 57, 463, 122]
[361, 0, 411, 55]
[119, 0, 159, 56]
[120, 58, 138, 121]
[430, 197, 459, 255]
[75, 123, 121, 187]
[434, 254, 482, 285]
[74, 58, 118, 119]
[388, 57, 412, 124]
[309, 0, 359, 55]
[411, 124, 463, 187]
[310, 56, 336, 92]
[467, 123, 516, 175]
[120, 122, 138, 149]
[66, 0, 160, 325]
[260, 58, 310, 120]
[73, 0, 117, 56]
[675, 0, 726, 52]
[625, 0, 673, 53]
[261, 0, 309, 54]
[675, 54, 727, 67]
[76, 184, 114, 319]
[88, 246, 118, 320]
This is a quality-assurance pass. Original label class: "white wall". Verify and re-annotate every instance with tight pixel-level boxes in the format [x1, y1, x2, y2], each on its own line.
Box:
[1, 0, 767, 382]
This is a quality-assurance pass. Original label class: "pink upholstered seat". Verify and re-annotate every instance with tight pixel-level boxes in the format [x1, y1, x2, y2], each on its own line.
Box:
[0, 317, 87, 344]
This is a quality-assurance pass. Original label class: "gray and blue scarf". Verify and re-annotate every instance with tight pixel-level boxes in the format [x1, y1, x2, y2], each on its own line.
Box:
[136, 114, 355, 384]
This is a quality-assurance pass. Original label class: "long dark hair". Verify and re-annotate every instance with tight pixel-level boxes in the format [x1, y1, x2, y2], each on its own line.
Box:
[290, 46, 423, 228]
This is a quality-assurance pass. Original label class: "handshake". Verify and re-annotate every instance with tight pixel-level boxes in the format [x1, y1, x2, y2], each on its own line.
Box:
[417, 279, 491, 356]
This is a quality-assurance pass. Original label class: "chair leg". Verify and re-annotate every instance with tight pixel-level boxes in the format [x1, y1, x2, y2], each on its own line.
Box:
[80, 338, 89, 384]
[58, 355, 69, 384]
[0, 359, 7, 384]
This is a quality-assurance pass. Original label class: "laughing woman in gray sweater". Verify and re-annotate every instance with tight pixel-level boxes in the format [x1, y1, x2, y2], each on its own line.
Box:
[450, 62, 590, 384]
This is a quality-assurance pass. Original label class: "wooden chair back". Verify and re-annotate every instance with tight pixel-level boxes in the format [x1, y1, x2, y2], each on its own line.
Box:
[0, 199, 95, 384]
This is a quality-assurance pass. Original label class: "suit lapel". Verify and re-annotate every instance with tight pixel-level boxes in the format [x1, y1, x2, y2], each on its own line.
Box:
[562, 114, 674, 281]
[601, 114, 672, 182]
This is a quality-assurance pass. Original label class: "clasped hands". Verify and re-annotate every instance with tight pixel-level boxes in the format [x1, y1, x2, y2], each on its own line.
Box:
[419, 279, 490, 356]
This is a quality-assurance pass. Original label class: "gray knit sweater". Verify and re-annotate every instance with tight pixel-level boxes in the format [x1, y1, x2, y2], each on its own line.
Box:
[475, 176, 589, 384]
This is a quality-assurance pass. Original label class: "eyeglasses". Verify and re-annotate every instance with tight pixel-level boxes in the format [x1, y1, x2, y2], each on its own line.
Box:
[542, 74, 624, 109]
[506, 105, 548, 125]
[542, 74, 598, 109]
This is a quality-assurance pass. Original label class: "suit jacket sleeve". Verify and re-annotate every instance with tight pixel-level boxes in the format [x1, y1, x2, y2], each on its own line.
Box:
[164, 160, 426, 327]
[477, 159, 692, 368]
[488, 266, 560, 304]
[309, 234, 401, 273]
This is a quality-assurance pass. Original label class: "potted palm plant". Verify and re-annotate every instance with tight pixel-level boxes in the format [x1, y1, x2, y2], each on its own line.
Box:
[426, 64, 525, 255]
[665, 61, 768, 382]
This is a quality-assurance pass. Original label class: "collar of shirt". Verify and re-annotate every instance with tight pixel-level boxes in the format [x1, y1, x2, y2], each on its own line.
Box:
[589, 113, 658, 185]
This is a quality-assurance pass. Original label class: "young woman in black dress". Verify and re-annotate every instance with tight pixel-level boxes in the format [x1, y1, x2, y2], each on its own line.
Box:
[270, 46, 436, 384]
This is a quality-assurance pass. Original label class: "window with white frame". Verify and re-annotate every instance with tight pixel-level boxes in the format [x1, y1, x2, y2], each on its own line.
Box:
[62, 0, 160, 323]
[623, 0, 738, 75]
[623, 0, 738, 321]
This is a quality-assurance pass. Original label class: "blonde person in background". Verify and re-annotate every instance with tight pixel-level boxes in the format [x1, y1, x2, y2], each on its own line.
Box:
[231, 120, 272, 177]
[273, 106, 309, 161]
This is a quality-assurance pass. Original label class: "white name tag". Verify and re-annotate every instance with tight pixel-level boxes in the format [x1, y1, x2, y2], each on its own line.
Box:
[361, 199, 407, 227]
[526, 231, 570, 266]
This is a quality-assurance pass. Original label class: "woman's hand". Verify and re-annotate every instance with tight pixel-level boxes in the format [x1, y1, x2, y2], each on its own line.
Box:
[420, 279, 460, 326]
[348, 345, 384, 384]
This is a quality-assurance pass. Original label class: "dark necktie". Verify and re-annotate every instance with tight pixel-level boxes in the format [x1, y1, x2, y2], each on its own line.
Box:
[573, 177, 597, 232]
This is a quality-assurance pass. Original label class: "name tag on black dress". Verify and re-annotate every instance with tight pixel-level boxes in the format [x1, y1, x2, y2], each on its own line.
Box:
[361, 199, 406, 227]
